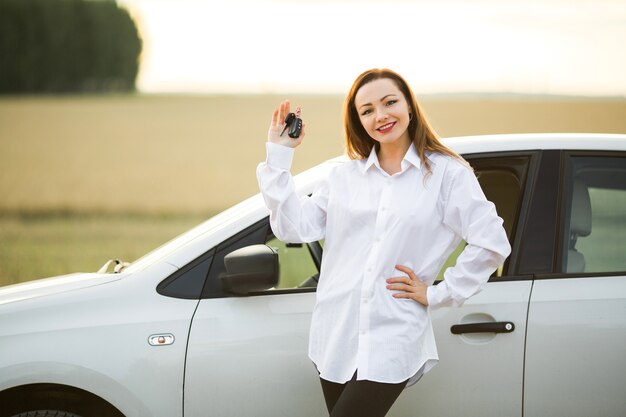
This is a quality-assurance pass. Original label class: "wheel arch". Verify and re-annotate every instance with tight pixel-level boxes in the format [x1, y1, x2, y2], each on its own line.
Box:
[0, 361, 152, 417]
[0, 383, 124, 417]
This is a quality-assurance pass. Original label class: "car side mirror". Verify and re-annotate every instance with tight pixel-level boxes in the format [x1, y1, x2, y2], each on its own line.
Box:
[220, 244, 279, 295]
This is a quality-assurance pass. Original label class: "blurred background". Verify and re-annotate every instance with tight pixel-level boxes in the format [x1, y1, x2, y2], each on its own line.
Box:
[1, 0, 625, 286]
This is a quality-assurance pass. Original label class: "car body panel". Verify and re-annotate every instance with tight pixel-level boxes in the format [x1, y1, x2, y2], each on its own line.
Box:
[391, 280, 532, 416]
[0, 262, 195, 417]
[0, 273, 122, 306]
[184, 292, 326, 416]
[524, 276, 626, 417]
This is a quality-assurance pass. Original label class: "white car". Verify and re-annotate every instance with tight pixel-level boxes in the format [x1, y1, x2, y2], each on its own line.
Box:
[1, 133, 625, 417]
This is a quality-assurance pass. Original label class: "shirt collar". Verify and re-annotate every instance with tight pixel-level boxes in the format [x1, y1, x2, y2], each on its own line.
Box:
[403, 142, 422, 171]
[362, 147, 380, 173]
[361, 142, 422, 174]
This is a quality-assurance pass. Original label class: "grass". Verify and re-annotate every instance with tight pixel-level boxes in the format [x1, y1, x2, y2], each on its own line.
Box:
[0, 211, 209, 286]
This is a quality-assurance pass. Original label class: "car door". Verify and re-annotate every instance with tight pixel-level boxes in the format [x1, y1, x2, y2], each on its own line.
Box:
[524, 151, 626, 416]
[183, 220, 327, 417]
[392, 152, 536, 417]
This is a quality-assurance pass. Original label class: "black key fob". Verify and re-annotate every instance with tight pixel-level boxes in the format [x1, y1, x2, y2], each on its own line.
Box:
[288, 116, 302, 138]
[280, 112, 296, 137]
[284, 112, 296, 126]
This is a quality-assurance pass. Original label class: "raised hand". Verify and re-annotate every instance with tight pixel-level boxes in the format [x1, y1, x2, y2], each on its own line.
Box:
[268, 100, 306, 148]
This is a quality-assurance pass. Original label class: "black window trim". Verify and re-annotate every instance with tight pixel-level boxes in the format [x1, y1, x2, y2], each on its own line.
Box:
[248, 287, 317, 296]
[535, 271, 626, 280]
[515, 149, 563, 276]
[156, 247, 216, 299]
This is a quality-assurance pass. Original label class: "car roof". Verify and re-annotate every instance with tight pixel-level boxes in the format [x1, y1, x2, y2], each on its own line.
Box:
[443, 133, 626, 154]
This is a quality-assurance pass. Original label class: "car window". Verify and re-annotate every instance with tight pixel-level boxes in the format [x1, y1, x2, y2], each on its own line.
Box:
[266, 237, 319, 289]
[436, 155, 530, 281]
[199, 217, 321, 298]
[561, 155, 626, 274]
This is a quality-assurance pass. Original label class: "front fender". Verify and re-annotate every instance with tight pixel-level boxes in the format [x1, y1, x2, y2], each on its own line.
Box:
[0, 361, 148, 416]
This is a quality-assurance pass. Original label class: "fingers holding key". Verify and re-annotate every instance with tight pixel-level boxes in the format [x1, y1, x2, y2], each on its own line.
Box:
[268, 99, 304, 147]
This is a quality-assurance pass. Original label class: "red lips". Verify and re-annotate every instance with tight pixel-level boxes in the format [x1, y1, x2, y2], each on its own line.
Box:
[376, 122, 396, 133]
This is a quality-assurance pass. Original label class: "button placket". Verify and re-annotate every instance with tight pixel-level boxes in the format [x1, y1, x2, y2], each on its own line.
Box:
[367, 175, 392, 297]
[356, 285, 372, 375]
[357, 173, 392, 378]
[377, 172, 389, 217]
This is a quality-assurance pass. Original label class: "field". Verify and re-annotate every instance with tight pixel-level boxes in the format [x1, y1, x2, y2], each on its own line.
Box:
[0, 211, 207, 285]
[1, 94, 625, 285]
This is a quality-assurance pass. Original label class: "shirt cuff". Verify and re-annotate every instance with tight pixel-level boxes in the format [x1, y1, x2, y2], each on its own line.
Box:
[426, 284, 447, 309]
[266, 142, 295, 170]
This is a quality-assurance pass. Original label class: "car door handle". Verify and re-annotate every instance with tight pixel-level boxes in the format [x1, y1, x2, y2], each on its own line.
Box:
[450, 321, 515, 335]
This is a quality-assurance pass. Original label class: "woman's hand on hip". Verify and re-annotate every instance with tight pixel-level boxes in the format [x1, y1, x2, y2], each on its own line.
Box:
[268, 99, 306, 148]
[386, 265, 429, 306]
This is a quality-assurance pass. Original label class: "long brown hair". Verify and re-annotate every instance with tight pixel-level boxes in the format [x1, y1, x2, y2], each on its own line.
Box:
[344, 68, 467, 175]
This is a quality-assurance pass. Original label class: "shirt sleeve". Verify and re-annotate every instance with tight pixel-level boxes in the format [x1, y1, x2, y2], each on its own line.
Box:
[256, 142, 328, 243]
[427, 163, 512, 309]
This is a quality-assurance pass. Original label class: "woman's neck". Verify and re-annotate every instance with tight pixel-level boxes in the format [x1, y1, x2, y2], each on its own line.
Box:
[378, 139, 411, 175]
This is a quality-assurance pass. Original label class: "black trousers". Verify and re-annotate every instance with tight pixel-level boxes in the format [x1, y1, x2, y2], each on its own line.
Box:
[319, 370, 408, 417]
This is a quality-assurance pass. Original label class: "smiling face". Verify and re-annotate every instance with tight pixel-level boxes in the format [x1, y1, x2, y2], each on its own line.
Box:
[354, 78, 412, 148]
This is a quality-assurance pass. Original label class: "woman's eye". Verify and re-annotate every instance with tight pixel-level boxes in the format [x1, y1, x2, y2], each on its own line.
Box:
[361, 109, 372, 116]
[386, 100, 397, 106]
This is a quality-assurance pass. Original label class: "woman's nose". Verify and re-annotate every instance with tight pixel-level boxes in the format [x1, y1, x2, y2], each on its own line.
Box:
[376, 108, 389, 121]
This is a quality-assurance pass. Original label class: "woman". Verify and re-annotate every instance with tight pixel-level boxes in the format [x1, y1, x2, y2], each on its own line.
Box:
[256, 68, 511, 417]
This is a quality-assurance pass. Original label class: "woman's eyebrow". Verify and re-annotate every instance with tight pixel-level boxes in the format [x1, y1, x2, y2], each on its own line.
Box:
[357, 94, 398, 110]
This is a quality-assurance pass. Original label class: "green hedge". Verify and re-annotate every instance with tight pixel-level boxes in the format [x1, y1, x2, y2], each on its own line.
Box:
[0, 0, 142, 93]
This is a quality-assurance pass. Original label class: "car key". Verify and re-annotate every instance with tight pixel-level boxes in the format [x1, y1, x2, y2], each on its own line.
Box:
[288, 115, 302, 138]
[290, 106, 303, 138]
[280, 112, 296, 137]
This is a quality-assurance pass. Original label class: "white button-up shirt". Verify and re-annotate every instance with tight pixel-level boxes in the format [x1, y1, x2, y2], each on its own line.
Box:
[257, 142, 511, 386]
